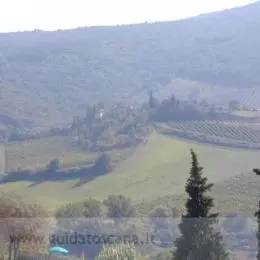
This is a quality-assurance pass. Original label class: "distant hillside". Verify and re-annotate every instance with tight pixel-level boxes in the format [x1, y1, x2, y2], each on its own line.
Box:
[1, 1, 260, 129]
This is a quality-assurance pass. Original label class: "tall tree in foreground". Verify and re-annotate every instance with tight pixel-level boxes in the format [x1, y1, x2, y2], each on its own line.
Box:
[173, 150, 229, 260]
[256, 201, 260, 260]
[253, 168, 260, 260]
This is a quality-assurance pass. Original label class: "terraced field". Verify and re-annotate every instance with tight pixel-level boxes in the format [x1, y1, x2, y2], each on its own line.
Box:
[159, 120, 260, 149]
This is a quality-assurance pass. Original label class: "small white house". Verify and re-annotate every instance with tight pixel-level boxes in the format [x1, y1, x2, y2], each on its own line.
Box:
[99, 109, 105, 118]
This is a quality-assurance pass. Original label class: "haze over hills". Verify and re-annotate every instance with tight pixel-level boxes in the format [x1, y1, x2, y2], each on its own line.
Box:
[1, 3, 260, 259]
[1, 1, 260, 130]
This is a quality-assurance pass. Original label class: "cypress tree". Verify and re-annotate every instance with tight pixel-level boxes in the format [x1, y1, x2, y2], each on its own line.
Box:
[253, 168, 260, 260]
[148, 90, 158, 109]
[256, 201, 260, 260]
[173, 149, 229, 260]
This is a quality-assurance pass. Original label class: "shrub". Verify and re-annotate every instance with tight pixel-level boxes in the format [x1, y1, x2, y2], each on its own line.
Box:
[0, 192, 55, 260]
[104, 195, 136, 219]
[95, 243, 147, 260]
[46, 159, 60, 172]
[93, 153, 112, 174]
[83, 198, 103, 217]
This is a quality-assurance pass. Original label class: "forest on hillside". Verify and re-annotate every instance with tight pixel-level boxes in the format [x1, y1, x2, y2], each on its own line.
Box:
[1, 1, 260, 132]
[2, 93, 229, 144]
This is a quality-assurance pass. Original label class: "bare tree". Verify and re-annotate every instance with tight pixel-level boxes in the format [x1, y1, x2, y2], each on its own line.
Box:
[0, 192, 55, 260]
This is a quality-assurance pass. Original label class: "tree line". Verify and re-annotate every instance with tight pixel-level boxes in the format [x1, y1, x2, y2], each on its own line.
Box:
[4, 92, 226, 145]
[69, 93, 225, 152]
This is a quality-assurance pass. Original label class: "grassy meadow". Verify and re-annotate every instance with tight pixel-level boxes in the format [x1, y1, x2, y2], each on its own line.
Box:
[232, 110, 260, 118]
[4, 136, 135, 172]
[136, 170, 260, 216]
[1, 132, 259, 214]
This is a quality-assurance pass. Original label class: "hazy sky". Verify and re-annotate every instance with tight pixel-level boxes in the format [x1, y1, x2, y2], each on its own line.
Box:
[0, 0, 256, 32]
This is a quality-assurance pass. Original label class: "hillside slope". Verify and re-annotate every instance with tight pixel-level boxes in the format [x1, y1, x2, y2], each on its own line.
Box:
[1, 133, 259, 211]
[1, 2, 260, 129]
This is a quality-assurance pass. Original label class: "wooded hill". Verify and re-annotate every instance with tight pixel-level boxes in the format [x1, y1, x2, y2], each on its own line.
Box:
[1, 2, 260, 131]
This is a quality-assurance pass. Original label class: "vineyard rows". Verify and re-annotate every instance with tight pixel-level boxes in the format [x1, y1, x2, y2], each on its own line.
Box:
[167, 120, 260, 146]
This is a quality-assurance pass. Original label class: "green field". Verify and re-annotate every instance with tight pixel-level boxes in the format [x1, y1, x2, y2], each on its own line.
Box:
[136, 171, 260, 216]
[5, 136, 135, 172]
[232, 110, 260, 118]
[1, 132, 259, 213]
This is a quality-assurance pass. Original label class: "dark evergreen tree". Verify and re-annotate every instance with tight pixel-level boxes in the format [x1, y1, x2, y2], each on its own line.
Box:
[148, 90, 158, 109]
[254, 168, 260, 176]
[173, 149, 229, 260]
[256, 201, 260, 260]
[93, 153, 112, 174]
[46, 158, 60, 172]
[254, 168, 260, 260]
